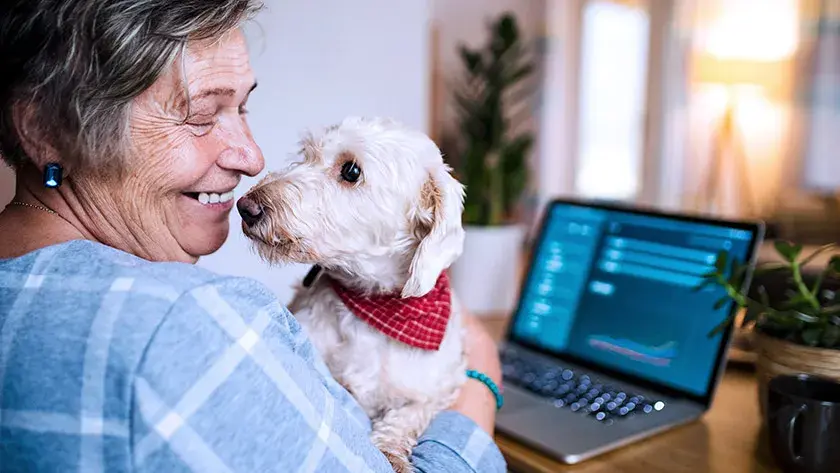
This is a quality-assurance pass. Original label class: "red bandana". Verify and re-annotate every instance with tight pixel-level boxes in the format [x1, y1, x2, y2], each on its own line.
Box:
[328, 272, 452, 351]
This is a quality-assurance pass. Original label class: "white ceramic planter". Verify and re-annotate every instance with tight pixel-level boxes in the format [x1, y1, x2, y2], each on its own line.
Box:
[449, 225, 526, 316]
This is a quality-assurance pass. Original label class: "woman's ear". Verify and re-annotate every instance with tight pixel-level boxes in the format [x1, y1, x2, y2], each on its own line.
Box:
[12, 102, 61, 168]
[402, 165, 465, 298]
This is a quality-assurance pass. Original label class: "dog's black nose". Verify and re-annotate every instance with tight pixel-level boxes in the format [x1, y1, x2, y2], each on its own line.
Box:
[237, 196, 264, 226]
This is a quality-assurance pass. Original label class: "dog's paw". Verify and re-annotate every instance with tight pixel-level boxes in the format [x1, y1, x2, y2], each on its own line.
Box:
[373, 437, 415, 473]
[382, 450, 414, 473]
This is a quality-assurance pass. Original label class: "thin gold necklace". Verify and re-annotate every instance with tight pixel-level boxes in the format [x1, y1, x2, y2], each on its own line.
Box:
[9, 200, 56, 215]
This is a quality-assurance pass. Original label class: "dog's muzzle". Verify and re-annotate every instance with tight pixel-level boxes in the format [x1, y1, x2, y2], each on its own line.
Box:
[237, 195, 264, 227]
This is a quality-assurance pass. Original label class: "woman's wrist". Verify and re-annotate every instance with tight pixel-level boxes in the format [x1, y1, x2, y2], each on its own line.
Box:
[466, 369, 503, 411]
[452, 373, 500, 434]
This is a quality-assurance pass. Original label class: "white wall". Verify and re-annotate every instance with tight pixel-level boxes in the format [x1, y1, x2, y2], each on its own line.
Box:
[197, 0, 432, 304]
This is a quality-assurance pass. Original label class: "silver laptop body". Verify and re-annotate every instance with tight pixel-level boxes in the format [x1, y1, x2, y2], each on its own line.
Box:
[494, 198, 764, 464]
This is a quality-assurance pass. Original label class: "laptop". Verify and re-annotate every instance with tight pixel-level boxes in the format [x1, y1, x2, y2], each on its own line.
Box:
[494, 198, 764, 464]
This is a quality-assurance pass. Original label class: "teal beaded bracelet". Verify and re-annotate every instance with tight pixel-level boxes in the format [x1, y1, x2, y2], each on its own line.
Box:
[466, 369, 503, 411]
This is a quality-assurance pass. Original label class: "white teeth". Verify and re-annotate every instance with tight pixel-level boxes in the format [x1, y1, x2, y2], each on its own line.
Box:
[196, 191, 234, 205]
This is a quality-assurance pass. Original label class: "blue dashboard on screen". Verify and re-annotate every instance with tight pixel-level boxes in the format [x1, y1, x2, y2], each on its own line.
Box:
[511, 203, 756, 397]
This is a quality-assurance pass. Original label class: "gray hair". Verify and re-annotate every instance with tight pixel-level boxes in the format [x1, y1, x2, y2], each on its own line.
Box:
[0, 0, 264, 172]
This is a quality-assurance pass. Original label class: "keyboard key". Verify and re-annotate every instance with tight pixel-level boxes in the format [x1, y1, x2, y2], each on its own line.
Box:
[500, 348, 664, 424]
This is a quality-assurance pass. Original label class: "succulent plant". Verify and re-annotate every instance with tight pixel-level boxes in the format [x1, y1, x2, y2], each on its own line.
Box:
[700, 241, 840, 349]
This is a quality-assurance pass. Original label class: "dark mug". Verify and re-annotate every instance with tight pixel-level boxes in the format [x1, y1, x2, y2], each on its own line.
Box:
[766, 374, 840, 473]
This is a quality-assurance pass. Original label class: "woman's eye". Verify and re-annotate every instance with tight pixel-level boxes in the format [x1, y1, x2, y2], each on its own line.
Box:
[340, 161, 362, 183]
[187, 120, 215, 135]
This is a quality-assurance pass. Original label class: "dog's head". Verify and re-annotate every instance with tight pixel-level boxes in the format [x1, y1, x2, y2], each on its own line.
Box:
[239, 116, 464, 297]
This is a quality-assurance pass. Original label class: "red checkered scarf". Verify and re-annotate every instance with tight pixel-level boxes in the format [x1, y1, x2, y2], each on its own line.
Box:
[328, 272, 452, 351]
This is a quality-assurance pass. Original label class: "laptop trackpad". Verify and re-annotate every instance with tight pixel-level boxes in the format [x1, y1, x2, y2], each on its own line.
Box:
[497, 386, 538, 414]
[496, 388, 632, 462]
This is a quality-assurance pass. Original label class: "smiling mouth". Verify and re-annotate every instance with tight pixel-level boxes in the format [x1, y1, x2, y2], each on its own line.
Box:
[183, 191, 235, 205]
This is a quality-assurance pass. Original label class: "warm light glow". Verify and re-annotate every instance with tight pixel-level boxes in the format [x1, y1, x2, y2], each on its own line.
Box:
[698, 0, 798, 61]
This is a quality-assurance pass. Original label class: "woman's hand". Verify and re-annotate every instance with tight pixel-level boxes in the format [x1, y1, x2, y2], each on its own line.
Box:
[451, 309, 503, 435]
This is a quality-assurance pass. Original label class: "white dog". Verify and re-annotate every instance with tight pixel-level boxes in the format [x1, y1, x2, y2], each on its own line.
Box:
[238, 117, 468, 472]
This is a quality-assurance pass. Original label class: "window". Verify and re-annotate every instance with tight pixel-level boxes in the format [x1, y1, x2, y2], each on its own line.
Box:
[575, 0, 651, 201]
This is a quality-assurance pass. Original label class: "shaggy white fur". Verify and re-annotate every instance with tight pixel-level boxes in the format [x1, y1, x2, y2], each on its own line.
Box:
[240, 117, 468, 472]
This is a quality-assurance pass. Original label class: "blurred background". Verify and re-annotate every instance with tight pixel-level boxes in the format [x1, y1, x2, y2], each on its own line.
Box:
[1, 0, 838, 308]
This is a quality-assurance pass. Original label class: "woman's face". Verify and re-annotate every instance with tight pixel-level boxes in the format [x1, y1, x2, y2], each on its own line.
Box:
[84, 29, 263, 263]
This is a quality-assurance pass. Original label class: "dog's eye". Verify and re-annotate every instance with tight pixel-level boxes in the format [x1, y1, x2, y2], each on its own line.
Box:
[340, 161, 362, 183]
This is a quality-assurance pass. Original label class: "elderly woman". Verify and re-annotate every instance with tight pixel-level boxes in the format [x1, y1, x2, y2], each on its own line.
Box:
[0, 1, 506, 472]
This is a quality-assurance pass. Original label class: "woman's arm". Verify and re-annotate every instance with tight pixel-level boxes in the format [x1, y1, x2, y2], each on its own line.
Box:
[451, 310, 503, 434]
[130, 276, 506, 473]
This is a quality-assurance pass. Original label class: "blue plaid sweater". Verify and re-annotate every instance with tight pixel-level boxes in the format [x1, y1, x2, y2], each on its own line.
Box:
[0, 240, 506, 472]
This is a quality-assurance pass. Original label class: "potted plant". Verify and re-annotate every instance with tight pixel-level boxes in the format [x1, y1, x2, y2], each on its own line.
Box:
[700, 241, 840, 418]
[443, 12, 538, 315]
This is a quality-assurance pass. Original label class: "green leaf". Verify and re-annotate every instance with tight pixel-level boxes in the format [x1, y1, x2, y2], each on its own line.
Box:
[713, 296, 730, 310]
[822, 325, 840, 348]
[707, 317, 733, 338]
[728, 263, 748, 288]
[714, 251, 728, 274]
[780, 294, 814, 311]
[458, 46, 484, 75]
[830, 255, 840, 274]
[774, 240, 803, 262]
[791, 311, 820, 324]
[801, 327, 823, 347]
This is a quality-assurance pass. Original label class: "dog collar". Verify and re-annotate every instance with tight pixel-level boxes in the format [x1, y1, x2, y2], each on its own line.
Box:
[327, 271, 452, 351]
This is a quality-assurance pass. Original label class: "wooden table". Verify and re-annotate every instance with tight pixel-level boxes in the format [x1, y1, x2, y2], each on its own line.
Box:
[478, 315, 782, 473]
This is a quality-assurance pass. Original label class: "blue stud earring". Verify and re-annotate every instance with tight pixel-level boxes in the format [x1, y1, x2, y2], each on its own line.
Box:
[43, 163, 63, 188]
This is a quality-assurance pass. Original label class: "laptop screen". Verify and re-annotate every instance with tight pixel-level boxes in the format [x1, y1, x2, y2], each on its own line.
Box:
[509, 201, 761, 400]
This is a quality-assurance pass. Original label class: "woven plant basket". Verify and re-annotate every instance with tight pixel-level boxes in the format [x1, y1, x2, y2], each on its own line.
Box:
[754, 331, 840, 422]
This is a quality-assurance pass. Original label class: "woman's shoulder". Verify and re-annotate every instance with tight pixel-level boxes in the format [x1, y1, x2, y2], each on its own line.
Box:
[0, 239, 288, 330]
[1, 239, 230, 294]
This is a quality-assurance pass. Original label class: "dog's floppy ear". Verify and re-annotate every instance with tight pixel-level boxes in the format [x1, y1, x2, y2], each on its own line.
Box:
[402, 164, 465, 298]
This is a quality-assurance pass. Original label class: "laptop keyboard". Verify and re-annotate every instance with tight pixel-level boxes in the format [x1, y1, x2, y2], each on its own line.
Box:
[501, 346, 665, 424]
